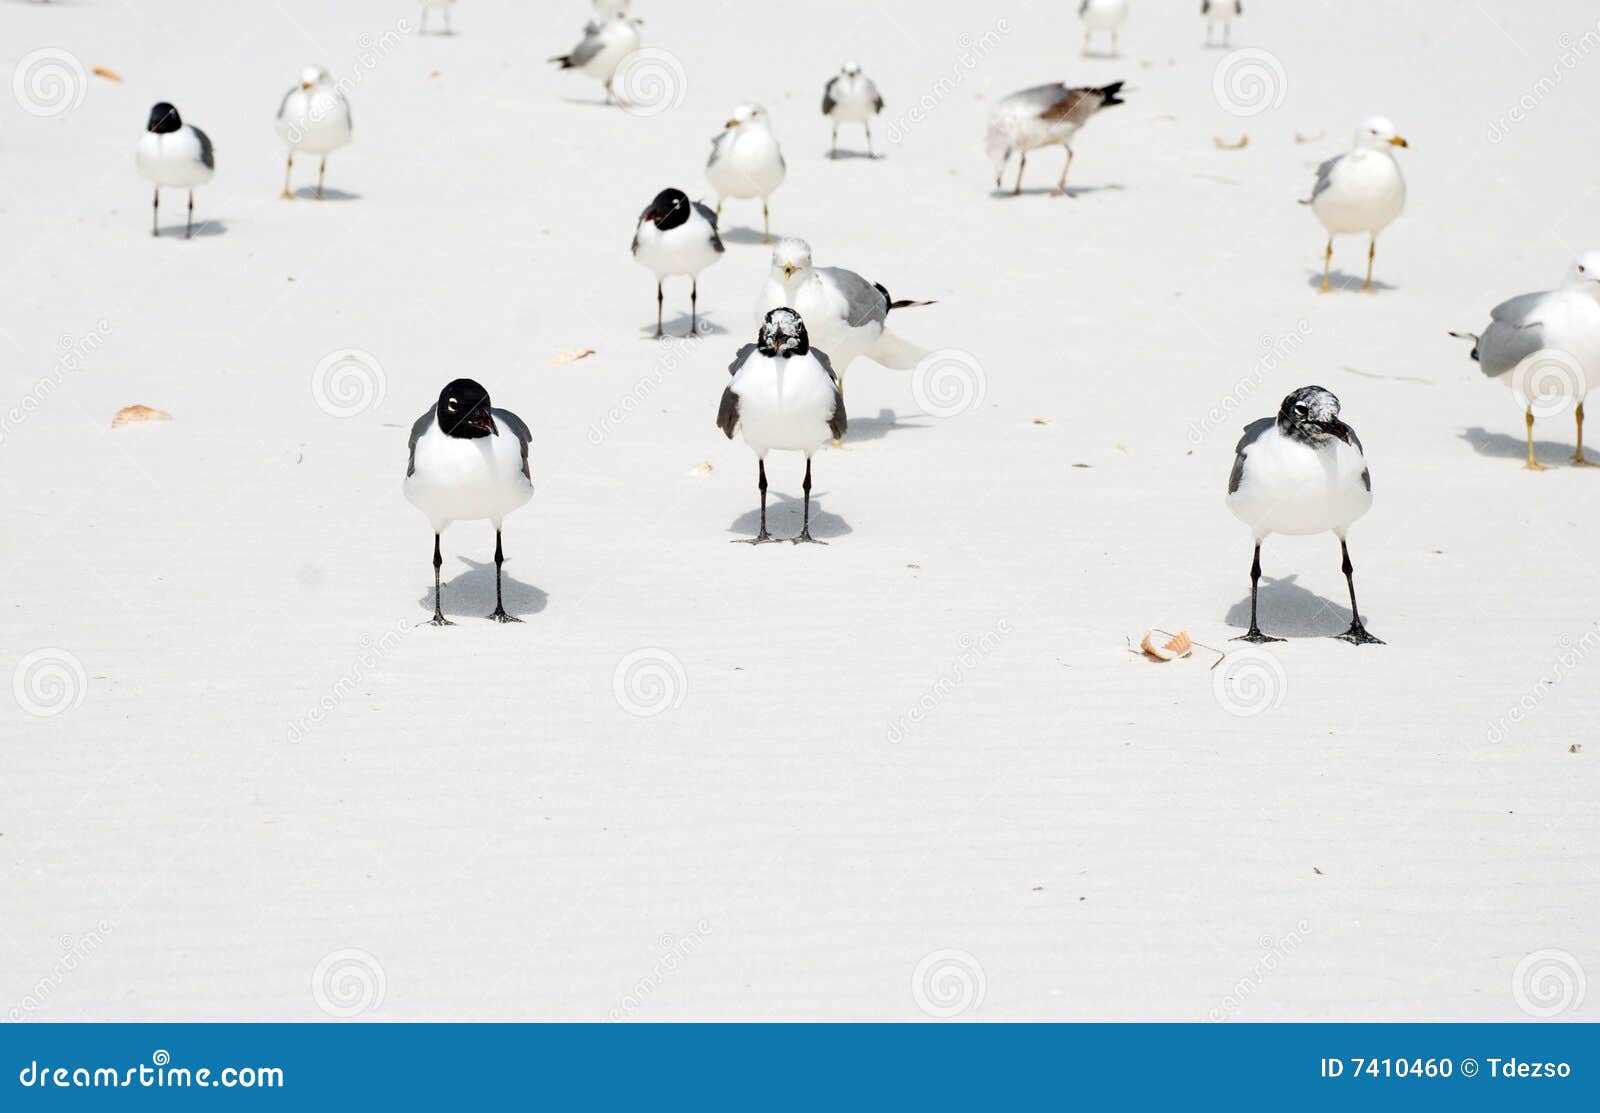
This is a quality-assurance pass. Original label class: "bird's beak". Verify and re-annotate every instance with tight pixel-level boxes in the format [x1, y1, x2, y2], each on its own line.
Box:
[782, 264, 795, 279]
[1388, 136, 1409, 148]
[301, 82, 313, 90]
[465, 409, 498, 436]
[1315, 419, 1354, 445]
[724, 118, 740, 129]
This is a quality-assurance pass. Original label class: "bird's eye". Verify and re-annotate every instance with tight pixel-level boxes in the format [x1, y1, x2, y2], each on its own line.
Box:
[1293, 405, 1307, 417]
[1581, 266, 1588, 274]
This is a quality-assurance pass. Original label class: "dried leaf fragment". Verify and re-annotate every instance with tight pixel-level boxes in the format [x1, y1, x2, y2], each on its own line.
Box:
[1213, 134, 1248, 150]
[92, 66, 124, 83]
[550, 347, 596, 365]
[684, 460, 713, 477]
[112, 405, 172, 428]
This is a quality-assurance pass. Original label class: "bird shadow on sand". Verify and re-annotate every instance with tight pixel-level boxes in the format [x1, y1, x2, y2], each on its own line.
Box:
[726, 490, 852, 542]
[416, 557, 549, 621]
[153, 220, 228, 238]
[639, 316, 730, 340]
[1305, 269, 1397, 294]
[838, 407, 926, 444]
[989, 184, 1123, 200]
[1459, 426, 1592, 465]
[720, 227, 779, 247]
[558, 97, 628, 109]
[1224, 574, 1354, 639]
[289, 187, 362, 202]
[826, 149, 884, 162]
[1080, 50, 1124, 61]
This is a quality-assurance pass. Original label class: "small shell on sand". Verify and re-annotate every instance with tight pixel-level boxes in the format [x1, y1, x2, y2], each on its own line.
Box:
[111, 405, 172, 428]
[550, 348, 597, 365]
[92, 66, 124, 83]
[685, 461, 714, 477]
[1140, 629, 1193, 661]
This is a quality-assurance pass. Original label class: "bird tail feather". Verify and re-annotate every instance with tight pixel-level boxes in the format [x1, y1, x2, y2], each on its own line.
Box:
[1447, 330, 1481, 361]
[872, 329, 930, 371]
[889, 298, 937, 311]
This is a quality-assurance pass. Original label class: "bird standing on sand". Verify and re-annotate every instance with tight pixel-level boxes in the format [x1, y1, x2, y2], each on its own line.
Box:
[1450, 252, 1600, 469]
[549, 15, 641, 105]
[1080, 0, 1129, 56]
[758, 238, 933, 390]
[1226, 387, 1382, 645]
[717, 309, 847, 544]
[1202, 0, 1241, 46]
[632, 188, 725, 338]
[706, 104, 786, 244]
[419, 0, 457, 35]
[986, 82, 1125, 196]
[275, 66, 352, 200]
[136, 102, 214, 239]
[822, 62, 884, 158]
[1305, 117, 1408, 292]
[404, 380, 534, 624]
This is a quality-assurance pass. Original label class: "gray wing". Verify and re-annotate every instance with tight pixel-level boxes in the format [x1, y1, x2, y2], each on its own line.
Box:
[707, 128, 734, 169]
[819, 267, 889, 328]
[866, 78, 884, 113]
[1202, 1, 1211, 13]
[717, 344, 758, 438]
[191, 126, 215, 170]
[1476, 291, 1553, 378]
[1310, 154, 1341, 202]
[1079, 0, 1090, 14]
[1227, 417, 1275, 494]
[822, 76, 839, 116]
[492, 408, 533, 480]
[564, 26, 605, 68]
[693, 201, 725, 252]
[726, 342, 758, 376]
[815, 349, 847, 440]
[406, 405, 436, 478]
[276, 87, 294, 120]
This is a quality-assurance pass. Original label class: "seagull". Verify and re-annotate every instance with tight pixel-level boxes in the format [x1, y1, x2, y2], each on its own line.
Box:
[822, 61, 884, 158]
[1226, 386, 1382, 645]
[275, 66, 352, 200]
[419, 0, 456, 35]
[758, 238, 933, 390]
[1450, 252, 1600, 469]
[986, 82, 1125, 196]
[1080, 0, 1130, 56]
[706, 104, 786, 244]
[717, 309, 846, 544]
[404, 379, 534, 624]
[1304, 117, 1409, 292]
[549, 15, 641, 105]
[136, 102, 214, 239]
[1202, 0, 1242, 46]
[632, 188, 724, 338]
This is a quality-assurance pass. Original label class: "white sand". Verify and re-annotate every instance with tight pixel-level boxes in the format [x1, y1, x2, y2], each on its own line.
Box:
[2, 0, 1596, 1022]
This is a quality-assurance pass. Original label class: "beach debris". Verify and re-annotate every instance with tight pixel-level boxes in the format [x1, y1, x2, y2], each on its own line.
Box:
[111, 404, 172, 428]
[1294, 129, 1325, 144]
[1032, 418, 1053, 426]
[1140, 628, 1193, 661]
[685, 460, 714, 477]
[92, 66, 124, 83]
[550, 347, 596, 365]
[1571, 744, 1583, 754]
[1213, 134, 1249, 150]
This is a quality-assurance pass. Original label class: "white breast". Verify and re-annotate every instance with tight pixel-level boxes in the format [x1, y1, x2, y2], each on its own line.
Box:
[583, 22, 639, 79]
[633, 214, 720, 278]
[1312, 150, 1405, 235]
[276, 88, 352, 154]
[403, 416, 533, 531]
[707, 128, 785, 199]
[136, 128, 214, 189]
[1227, 426, 1372, 539]
[1082, 0, 1129, 30]
[827, 77, 877, 122]
[731, 353, 838, 456]
[760, 274, 879, 370]
[1206, 0, 1241, 19]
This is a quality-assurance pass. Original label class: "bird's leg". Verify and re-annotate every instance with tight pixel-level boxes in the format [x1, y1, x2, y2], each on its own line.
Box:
[1014, 151, 1027, 195]
[1572, 402, 1594, 465]
[1054, 146, 1075, 196]
[1082, 30, 1090, 55]
[488, 530, 521, 622]
[1334, 540, 1384, 644]
[865, 120, 875, 158]
[419, 7, 427, 34]
[282, 153, 294, 199]
[715, 200, 722, 219]
[793, 457, 826, 544]
[185, 190, 194, 239]
[1234, 543, 1283, 642]
[151, 188, 160, 236]
[655, 281, 665, 339]
[689, 278, 698, 337]
[444, 8, 452, 33]
[762, 199, 771, 245]
[430, 533, 453, 625]
[317, 156, 327, 200]
[1363, 235, 1376, 292]
[1525, 407, 1550, 471]
[830, 123, 838, 158]
[735, 460, 778, 544]
[604, 77, 614, 105]
[1320, 238, 1332, 293]
[1112, 30, 1119, 56]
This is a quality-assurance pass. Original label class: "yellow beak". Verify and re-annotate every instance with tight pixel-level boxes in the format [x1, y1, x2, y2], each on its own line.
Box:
[1389, 136, 1409, 148]
[782, 265, 795, 279]
[724, 118, 740, 129]
[301, 82, 313, 90]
